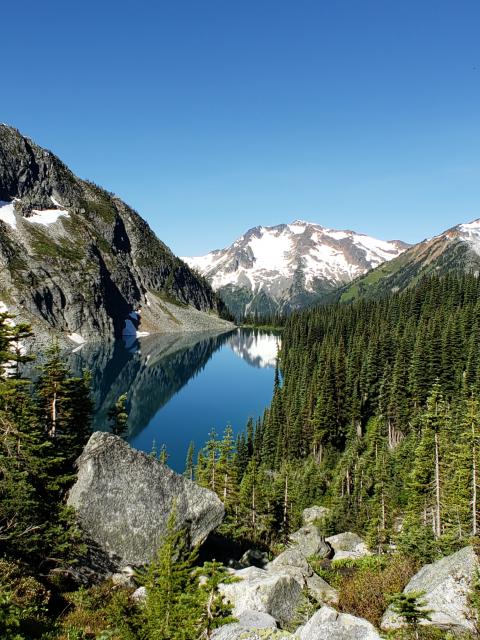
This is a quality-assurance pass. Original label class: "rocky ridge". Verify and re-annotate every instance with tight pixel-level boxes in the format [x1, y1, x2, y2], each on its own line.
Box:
[339, 218, 480, 303]
[0, 124, 232, 344]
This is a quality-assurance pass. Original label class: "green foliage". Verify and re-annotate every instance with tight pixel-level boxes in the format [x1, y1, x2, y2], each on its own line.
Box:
[226, 273, 480, 554]
[108, 393, 129, 437]
[388, 591, 432, 639]
[140, 510, 234, 640]
[0, 558, 51, 639]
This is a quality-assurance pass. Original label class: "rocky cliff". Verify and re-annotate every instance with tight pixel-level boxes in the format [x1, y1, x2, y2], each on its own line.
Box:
[0, 124, 232, 343]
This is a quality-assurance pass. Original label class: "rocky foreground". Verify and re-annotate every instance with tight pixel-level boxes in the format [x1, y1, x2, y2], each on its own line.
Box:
[67, 433, 480, 639]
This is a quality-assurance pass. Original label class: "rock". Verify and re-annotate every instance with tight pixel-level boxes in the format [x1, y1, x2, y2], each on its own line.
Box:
[219, 566, 304, 627]
[238, 548, 270, 569]
[381, 546, 479, 632]
[289, 526, 330, 559]
[111, 566, 136, 588]
[302, 507, 330, 526]
[212, 609, 279, 638]
[213, 625, 292, 640]
[325, 533, 370, 561]
[268, 548, 338, 604]
[131, 586, 147, 602]
[67, 432, 224, 568]
[296, 605, 382, 640]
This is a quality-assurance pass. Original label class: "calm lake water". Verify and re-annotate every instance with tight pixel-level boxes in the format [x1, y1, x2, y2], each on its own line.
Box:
[68, 329, 280, 472]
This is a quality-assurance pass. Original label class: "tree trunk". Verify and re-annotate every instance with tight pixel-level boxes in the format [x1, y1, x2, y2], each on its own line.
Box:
[434, 430, 441, 538]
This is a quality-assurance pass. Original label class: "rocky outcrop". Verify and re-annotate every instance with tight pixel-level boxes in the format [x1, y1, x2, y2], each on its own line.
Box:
[325, 533, 370, 561]
[302, 506, 330, 527]
[67, 432, 224, 568]
[0, 124, 232, 343]
[296, 606, 382, 640]
[219, 566, 304, 627]
[381, 546, 478, 632]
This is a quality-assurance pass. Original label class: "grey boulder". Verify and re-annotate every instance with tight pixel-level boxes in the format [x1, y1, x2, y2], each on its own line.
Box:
[268, 548, 338, 604]
[289, 526, 330, 559]
[67, 432, 224, 567]
[325, 532, 370, 561]
[237, 548, 270, 569]
[211, 610, 284, 639]
[296, 606, 382, 640]
[219, 566, 304, 627]
[302, 507, 330, 526]
[381, 546, 479, 632]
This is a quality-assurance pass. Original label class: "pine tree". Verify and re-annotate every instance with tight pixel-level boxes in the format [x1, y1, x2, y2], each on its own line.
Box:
[108, 393, 129, 437]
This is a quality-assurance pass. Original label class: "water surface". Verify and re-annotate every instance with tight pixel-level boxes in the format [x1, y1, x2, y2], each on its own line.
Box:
[69, 329, 279, 471]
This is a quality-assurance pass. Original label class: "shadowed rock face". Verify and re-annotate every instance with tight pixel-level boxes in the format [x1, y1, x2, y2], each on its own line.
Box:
[0, 124, 231, 344]
[67, 432, 224, 568]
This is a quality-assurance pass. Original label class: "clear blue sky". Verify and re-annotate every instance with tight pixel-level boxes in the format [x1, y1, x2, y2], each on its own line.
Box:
[2, 0, 479, 255]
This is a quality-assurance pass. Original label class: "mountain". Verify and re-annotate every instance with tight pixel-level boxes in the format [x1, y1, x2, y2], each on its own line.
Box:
[339, 218, 480, 303]
[184, 221, 409, 318]
[0, 125, 232, 344]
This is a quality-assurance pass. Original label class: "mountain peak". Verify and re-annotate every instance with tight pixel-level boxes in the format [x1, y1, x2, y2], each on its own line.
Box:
[184, 221, 408, 318]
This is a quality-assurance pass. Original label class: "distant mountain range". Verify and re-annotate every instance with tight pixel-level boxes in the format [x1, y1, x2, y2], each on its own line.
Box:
[184, 221, 409, 317]
[0, 124, 232, 344]
[338, 218, 480, 302]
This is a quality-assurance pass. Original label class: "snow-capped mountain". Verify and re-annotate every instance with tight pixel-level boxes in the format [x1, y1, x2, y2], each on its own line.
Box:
[338, 217, 480, 303]
[184, 221, 409, 317]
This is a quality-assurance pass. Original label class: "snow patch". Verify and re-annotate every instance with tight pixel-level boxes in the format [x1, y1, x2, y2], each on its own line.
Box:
[50, 195, 63, 208]
[0, 301, 8, 313]
[28, 208, 70, 225]
[0, 201, 16, 229]
[68, 333, 86, 345]
[458, 219, 480, 255]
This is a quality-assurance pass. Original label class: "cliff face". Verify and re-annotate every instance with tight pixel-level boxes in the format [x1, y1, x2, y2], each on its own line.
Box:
[0, 125, 232, 342]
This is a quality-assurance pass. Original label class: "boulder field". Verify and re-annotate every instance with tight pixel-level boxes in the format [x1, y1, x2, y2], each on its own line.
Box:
[66, 436, 479, 637]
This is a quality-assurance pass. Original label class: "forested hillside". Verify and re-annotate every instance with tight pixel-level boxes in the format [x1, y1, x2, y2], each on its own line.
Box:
[199, 273, 480, 561]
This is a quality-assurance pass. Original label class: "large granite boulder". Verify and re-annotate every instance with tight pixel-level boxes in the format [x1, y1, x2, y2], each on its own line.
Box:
[325, 532, 370, 561]
[302, 507, 330, 526]
[211, 611, 290, 639]
[268, 548, 338, 604]
[289, 526, 330, 559]
[381, 546, 479, 632]
[67, 432, 224, 567]
[219, 566, 304, 626]
[296, 606, 382, 640]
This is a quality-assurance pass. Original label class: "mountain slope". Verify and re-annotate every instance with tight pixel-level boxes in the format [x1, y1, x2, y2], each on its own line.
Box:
[339, 219, 480, 302]
[0, 125, 232, 343]
[184, 221, 409, 317]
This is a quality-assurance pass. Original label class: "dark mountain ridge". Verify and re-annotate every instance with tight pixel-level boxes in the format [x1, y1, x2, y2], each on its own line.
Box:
[0, 124, 232, 343]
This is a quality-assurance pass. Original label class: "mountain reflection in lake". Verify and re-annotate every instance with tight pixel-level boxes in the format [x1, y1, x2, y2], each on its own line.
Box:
[68, 329, 280, 472]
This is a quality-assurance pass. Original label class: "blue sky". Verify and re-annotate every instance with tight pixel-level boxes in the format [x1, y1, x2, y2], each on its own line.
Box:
[2, 0, 479, 255]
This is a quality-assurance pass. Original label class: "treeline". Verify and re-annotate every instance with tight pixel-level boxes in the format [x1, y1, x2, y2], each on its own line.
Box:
[193, 273, 480, 560]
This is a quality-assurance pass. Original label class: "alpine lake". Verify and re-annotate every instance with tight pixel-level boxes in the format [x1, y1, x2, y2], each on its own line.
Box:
[67, 328, 280, 472]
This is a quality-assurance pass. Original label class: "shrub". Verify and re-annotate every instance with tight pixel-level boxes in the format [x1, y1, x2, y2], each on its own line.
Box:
[336, 554, 417, 627]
